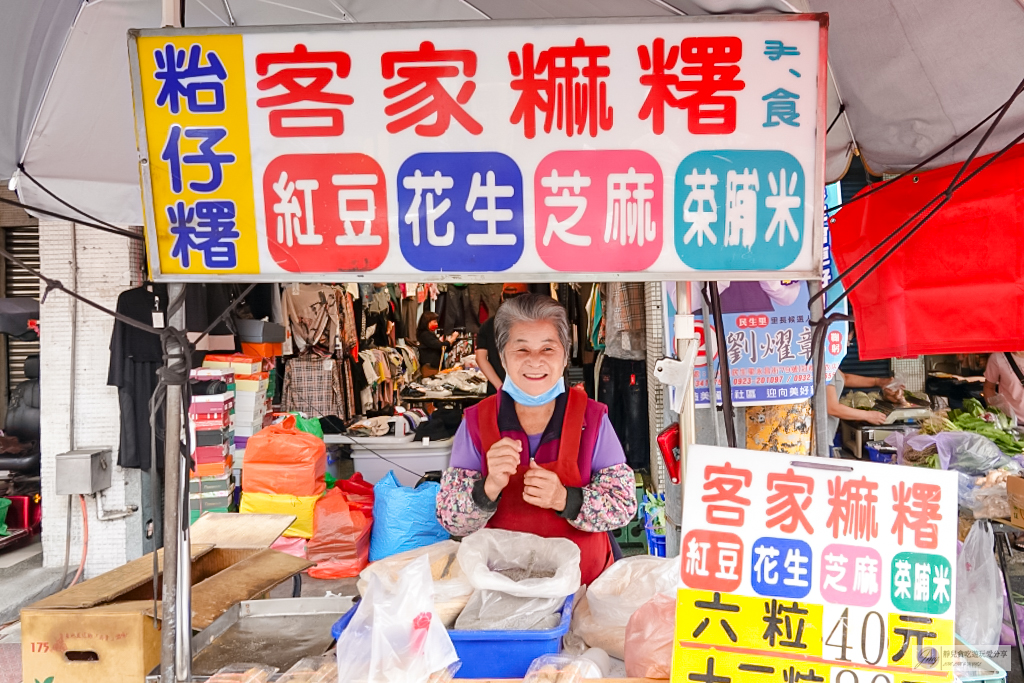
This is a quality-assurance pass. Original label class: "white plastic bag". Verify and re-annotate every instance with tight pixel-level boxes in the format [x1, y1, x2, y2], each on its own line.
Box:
[457, 529, 581, 598]
[574, 556, 680, 659]
[956, 520, 1003, 649]
[358, 541, 472, 628]
[336, 554, 460, 683]
[454, 590, 564, 631]
[587, 556, 679, 626]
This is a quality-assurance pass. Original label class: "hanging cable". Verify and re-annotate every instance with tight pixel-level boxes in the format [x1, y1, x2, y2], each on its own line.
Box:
[705, 283, 737, 448]
[811, 71, 1024, 310]
[0, 194, 142, 240]
[16, 164, 129, 234]
[824, 74, 1024, 216]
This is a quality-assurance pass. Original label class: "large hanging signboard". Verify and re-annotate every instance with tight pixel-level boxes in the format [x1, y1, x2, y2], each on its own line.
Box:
[128, 16, 827, 283]
[673, 446, 958, 683]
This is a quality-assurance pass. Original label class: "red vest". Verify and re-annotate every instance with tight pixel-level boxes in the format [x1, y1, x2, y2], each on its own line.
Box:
[468, 387, 613, 585]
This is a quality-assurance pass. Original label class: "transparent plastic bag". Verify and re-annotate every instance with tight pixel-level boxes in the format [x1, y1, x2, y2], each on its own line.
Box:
[956, 520, 1003, 649]
[457, 529, 581, 598]
[971, 482, 1010, 520]
[336, 554, 460, 683]
[624, 594, 675, 679]
[358, 541, 472, 628]
[574, 556, 679, 659]
[453, 589, 563, 631]
[933, 432, 1011, 474]
[524, 654, 602, 682]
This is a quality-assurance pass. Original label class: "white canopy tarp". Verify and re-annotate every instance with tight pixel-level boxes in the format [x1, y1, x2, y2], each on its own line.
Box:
[4, 0, 1024, 225]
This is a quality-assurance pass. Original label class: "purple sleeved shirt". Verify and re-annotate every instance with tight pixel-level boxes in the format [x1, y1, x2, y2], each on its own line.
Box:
[448, 414, 627, 473]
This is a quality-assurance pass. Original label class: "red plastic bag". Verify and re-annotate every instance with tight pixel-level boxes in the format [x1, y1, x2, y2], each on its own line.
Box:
[307, 487, 373, 579]
[243, 415, 326, 497]
[624, 593, 675, 679]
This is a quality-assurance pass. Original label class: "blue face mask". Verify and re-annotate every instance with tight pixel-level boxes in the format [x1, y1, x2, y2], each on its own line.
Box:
[502, 376, 565, 407]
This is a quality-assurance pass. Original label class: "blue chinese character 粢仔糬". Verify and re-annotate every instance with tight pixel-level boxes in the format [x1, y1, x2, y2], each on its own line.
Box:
[397, 152, 523, 272]
[763, 88, 800, 128]
[154, 44, 227, 115]
[161, 125, 236, 194]
[167, 199, 239, 269]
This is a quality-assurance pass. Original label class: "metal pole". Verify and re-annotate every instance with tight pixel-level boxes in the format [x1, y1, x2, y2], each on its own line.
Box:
[161, 283, 190, 682]
[698, 283, 722, 447]
[808, 279, 830, 457]
[708, 283, 737, 447]
[675, 282, 696, 494]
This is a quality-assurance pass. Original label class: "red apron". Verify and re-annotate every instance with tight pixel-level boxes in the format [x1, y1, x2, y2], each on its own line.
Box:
[476, 387, 613, 585]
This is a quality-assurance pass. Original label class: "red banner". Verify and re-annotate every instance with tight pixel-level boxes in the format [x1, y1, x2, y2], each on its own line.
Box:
[830, 143, 1024, 359]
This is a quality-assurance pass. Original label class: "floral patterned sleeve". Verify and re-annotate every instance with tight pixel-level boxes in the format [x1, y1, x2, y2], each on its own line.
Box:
[436, 466, 497, 537]
[567, 463, 638, 533]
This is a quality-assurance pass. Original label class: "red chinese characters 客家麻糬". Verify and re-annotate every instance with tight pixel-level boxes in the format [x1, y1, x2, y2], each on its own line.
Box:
[381, 41, 482, 136]
[509, 39, 613, 139]
[638, 36, 745, 135]
[256, 44, 353, 137]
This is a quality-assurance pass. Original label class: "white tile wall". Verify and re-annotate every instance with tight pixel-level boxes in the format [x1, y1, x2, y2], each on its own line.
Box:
[38, 220, 143, 577]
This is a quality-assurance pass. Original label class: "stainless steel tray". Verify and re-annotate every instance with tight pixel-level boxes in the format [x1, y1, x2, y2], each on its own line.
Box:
[147, 596, 353, 680]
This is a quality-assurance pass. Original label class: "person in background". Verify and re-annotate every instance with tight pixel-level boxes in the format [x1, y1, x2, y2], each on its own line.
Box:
[475, 284, 528, 395]
[417, 311, 457, 376]
[437, 294, 636, 585]
[982, 352, 1024, 422]
[827, 370, 901, 441]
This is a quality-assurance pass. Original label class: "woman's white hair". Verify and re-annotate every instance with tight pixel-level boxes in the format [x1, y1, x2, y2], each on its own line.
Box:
[495, 293, 570, 362]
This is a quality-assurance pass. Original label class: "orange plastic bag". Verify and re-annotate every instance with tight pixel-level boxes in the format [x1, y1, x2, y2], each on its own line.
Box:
[243, 415, 326, 497]
[307, 487, 373, 579]
[624, 593, 675, 679]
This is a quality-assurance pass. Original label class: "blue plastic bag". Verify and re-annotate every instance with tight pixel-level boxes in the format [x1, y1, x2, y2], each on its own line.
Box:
[369, 471, 449, 562]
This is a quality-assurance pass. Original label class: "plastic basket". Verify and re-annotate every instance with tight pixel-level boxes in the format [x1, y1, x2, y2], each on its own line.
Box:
[330, 595, 574, 680]
[448, 594, 573, 679]
[865, 441, 896, 464]
[644, 515, 666, 557]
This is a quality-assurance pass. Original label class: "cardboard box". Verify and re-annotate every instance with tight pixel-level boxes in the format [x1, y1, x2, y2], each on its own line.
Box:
[22, 513, 310, 683]
[241, 342, 283, 359]
[203, 354, 262, 375]
[1006, 474, 1024, 528]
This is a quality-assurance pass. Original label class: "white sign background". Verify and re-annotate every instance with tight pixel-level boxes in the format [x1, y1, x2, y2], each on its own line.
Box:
[132, 15, 827, 283]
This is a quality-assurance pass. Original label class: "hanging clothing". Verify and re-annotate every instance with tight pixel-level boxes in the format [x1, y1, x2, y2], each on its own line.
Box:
[281, 284, 341, 354]
[282, 355, 344, 418]
[108, 284, 167, 470]
[603, 283, 645, 361]
[598, 356, 651, 472]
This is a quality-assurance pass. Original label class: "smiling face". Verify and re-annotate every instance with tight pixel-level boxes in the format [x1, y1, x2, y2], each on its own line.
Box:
[501, 319, 567, 397]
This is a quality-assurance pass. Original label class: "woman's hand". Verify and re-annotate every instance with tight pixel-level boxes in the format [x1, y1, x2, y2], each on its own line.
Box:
[484, 437, 521, 501]
[523, 460, 567, 512]
[861, 410, 888, 426]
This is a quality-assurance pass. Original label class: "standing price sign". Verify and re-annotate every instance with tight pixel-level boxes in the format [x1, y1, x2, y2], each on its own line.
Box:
[673, 446, 958, 683]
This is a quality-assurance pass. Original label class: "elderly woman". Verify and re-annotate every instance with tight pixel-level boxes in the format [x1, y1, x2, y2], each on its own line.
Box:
[437, 294, 637, 584]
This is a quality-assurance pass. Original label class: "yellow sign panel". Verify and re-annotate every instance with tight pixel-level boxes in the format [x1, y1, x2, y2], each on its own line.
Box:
[676, 589, 823, 658]
[136, 35, 259, 276]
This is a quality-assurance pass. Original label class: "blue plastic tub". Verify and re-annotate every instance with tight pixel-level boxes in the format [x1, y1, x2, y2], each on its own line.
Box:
[643, 508, 667, 557]
[865, 441, 896, 464]
[331, 594, 574, 679]
[449, 594, 573, 678]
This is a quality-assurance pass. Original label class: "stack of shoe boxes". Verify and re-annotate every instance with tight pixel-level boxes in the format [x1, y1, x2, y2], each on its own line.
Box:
[188, 367, 235, 523]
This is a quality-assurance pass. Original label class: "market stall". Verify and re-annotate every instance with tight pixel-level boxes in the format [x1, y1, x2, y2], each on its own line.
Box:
[11, 5, 839, 682]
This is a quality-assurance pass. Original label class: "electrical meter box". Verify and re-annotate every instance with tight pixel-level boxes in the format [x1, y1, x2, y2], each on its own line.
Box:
[55, 448, 112, 495]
